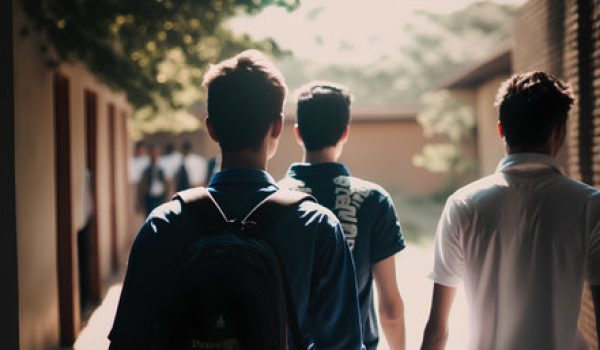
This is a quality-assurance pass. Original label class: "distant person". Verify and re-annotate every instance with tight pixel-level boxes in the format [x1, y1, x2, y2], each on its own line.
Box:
[109, 50, 364, 350]
[205, 154, 221, 184]
[175, 141, 207, 191]
[159, 142, 183, 181]
[138, 145, 168, 216]
[128, 141, 149, 184]
[279, 82, 407, 350]
[421, 71, 600, 350]
[77, 168, 94, 310]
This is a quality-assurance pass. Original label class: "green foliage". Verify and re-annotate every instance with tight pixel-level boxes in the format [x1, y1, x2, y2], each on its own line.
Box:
[20, 0, 298, 131]
[412, 90, 475, 176]
[276, 1, 517, 108]
[417, 90, 476, 142]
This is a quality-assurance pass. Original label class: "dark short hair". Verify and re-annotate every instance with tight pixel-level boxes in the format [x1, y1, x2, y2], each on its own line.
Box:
[182, 141, 192, 153]
[164, 143, 175, 154]
[295, 81, 352, 151]
[202, 50, 287, 152]
[495, 71, 574, 149]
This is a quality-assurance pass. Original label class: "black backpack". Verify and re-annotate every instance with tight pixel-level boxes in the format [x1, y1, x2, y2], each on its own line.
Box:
[156, 187, 313, 350]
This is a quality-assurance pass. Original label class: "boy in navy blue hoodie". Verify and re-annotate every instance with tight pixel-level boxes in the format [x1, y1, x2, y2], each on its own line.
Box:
[109, 53, 364, 350]
[280, 82, 406, 350]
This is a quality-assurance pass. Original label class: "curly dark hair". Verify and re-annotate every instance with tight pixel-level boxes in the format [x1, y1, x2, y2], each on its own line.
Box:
[295, 81, 352, 151]
[202, 50, 287, 152]
[495, 71, 574, 149]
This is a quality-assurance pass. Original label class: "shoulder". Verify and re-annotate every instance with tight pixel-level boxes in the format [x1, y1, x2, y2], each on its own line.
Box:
[553, 175, 600, 197]
[278, 176, 312, 193]
[448, 173, 507, 206]
[295, 199, 341, 230]
[141, 200, 184, 236]
[340, 175, 394, 205]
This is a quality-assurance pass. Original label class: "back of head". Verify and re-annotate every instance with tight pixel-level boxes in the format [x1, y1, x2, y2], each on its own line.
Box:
[147, 144, 159, 162]
[296, 81, 352, 151]
[182, 141, 192, 154]
[134, 141, 146, 156]
[495, 71, 574, 150]
[202, 50, 287, 152]
[165, 143, 175, 155]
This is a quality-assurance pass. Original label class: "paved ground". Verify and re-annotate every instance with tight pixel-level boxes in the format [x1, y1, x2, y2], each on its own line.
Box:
[74, 192, 471, 349]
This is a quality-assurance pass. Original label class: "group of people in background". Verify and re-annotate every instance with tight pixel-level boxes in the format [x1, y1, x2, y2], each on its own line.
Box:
[129, 141, 212, 215]
[110, 50, 599, 350]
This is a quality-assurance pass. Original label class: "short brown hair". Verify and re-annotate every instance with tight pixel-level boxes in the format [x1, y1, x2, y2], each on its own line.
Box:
[495, 71, 574, 149]
[202, 50, 287, 152]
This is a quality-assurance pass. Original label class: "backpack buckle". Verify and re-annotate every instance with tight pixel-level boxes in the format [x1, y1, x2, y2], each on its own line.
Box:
[225, 219, 258, 233]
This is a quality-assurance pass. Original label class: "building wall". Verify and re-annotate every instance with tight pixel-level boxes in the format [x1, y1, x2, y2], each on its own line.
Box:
[13, 6, 60, 349]
[13, 5, 132, 349]
[150, 118, 454, 195]
[512, 0, 564, 75]
[473, 76, 509, 176]
[513, 0, 598, 347]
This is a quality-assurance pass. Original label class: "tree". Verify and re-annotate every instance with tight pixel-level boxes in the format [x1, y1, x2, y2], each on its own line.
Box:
[412, 90, 476, 180]
[274, 1, 517, 108]
[20, 0, 298, 134]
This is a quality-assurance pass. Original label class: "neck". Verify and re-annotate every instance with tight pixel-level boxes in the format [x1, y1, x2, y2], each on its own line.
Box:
[221, 150, 267, 170]
[506, 146, 552, 156]
[304, 147, 338, 164]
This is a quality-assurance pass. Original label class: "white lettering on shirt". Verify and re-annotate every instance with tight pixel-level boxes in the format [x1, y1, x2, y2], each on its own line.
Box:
[333, 176, 369, 251]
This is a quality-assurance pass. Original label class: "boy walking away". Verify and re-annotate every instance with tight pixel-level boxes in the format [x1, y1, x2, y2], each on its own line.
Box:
[421, 72, 600, 350]
[109, 51, 364, 350]
[138, 144, 168, 216]
[175, 141, 207, 191]
[280, 82, 407, 350]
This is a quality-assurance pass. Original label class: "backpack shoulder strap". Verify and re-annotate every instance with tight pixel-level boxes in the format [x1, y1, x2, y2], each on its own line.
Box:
[173, 187, 228, 230]
[244, 190, 315, 350]
[244, 190, 316, 229]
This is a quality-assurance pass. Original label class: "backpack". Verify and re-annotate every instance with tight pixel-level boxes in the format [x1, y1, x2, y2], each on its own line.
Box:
[155, 187, 313, 350]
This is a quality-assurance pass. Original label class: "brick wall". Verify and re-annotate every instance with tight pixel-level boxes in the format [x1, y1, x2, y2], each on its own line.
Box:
[514, 0, 598, 347]
[512, 0, 564, 75]
[565, 0, 599, 345]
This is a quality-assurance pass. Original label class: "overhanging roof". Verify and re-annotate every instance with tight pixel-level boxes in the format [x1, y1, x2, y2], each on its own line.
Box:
[436, 47, 512, 90]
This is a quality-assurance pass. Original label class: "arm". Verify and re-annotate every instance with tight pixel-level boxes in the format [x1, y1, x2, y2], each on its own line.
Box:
[373, 255, 405, 350]
[422, 196, 464, 350]
[421, 283, 457, 350]
[311, 219, 364, 350]
[109, 220, 167, 349]
[592, 285, 600, 342]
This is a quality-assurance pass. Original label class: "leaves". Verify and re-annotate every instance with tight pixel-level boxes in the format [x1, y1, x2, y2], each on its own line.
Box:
[273, 1, 517, 108]
[20, 0, 298, 113]
[413, 90, 476, 176]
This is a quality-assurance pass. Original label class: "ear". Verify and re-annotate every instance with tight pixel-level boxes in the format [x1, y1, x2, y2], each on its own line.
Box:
[270, 113, 284, 139]
[293, 124, 304, 146]
[553, 122, 567, 145]
[497, 121, 505, 139]
[205, 116, 219, 143]
[339, 125, 350, 144]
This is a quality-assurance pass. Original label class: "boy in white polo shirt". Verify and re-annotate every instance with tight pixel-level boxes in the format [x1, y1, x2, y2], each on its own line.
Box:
[421, 71, 600, 349]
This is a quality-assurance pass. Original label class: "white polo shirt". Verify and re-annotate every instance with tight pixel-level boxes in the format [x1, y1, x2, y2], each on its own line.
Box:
[431, 153, 600, 350]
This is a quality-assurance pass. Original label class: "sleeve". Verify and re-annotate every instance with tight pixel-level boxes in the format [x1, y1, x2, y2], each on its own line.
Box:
[370, 192, 406, 263]
[108, 222, 163, 349]
[429, 196, 465, 288]
[587, 193, 600, 286]
[310, 219, 365, 350]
